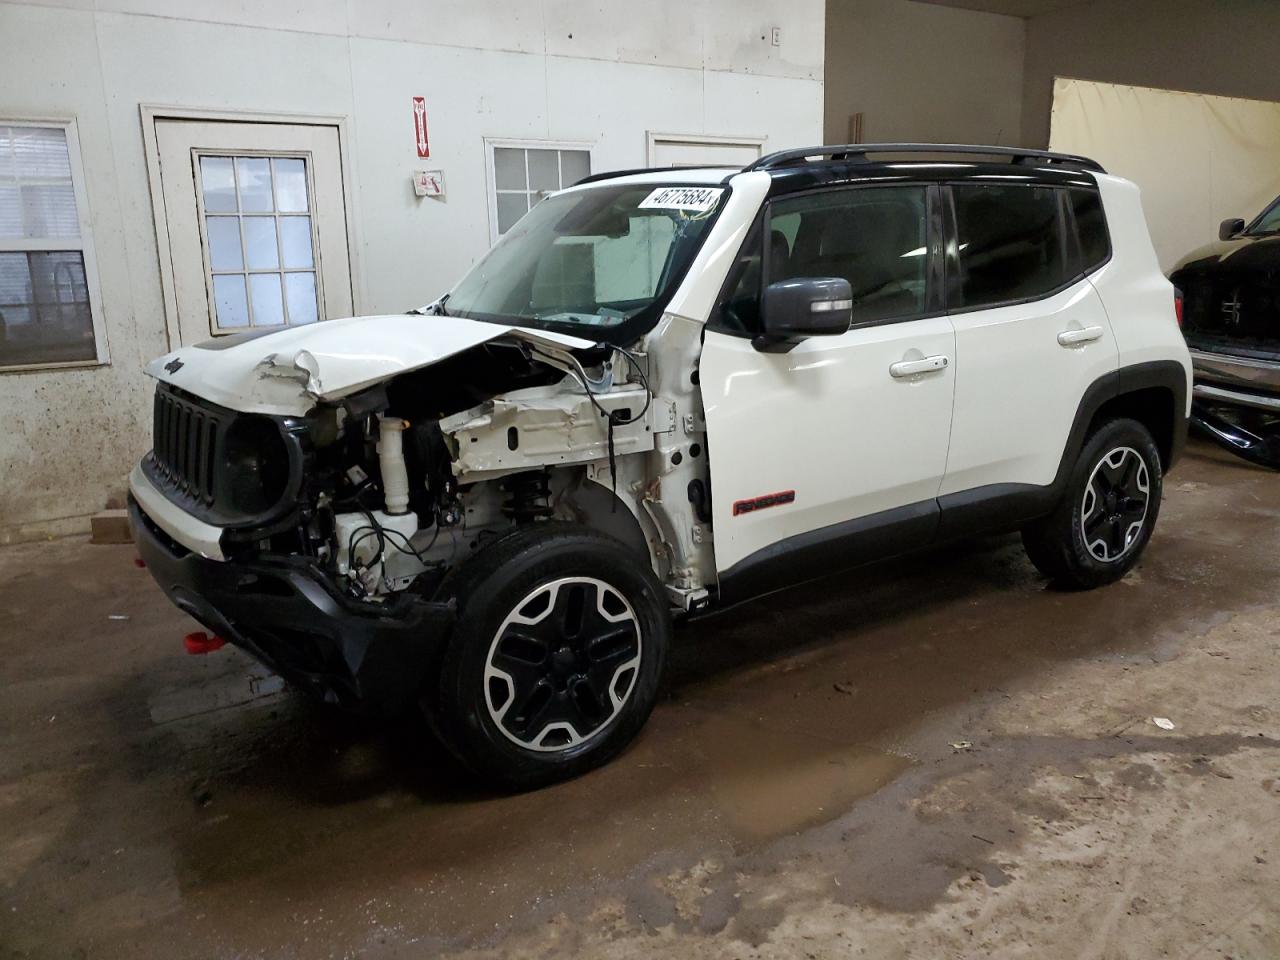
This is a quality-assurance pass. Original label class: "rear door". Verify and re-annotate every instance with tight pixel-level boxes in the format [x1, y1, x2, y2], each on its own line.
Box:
[699, 184, 956, 591]
[939, 183, 1117, 503]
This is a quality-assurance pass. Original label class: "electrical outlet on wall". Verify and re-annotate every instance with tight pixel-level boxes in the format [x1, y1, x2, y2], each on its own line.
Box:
[771, 27, 781, 46]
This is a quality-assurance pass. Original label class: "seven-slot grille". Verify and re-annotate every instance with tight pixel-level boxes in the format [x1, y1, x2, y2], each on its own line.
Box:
[151, 388, 220, 505]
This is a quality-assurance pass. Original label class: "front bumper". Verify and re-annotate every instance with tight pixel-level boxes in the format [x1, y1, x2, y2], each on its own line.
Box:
[129, 496, 455, 714]
[129, 462, 227, 560]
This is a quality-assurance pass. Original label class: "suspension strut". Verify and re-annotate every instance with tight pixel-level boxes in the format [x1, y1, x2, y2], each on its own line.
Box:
[501, 471, 553, 522]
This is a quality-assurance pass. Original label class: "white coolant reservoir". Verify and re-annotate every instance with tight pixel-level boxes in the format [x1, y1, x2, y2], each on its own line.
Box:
[377, 416, 411, 515]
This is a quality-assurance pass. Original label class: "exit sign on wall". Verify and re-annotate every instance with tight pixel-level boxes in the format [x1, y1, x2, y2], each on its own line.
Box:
[412, 97, 429, 158]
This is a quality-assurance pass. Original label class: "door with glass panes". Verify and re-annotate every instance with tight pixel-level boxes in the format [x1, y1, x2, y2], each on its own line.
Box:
[153, 119, 353, 345]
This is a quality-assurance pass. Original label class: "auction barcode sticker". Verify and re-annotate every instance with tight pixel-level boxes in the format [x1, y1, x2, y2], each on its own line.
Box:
[638, 186, 724, 212]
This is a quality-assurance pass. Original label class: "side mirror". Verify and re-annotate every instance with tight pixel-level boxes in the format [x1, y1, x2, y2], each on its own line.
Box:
[1219, 218, 1246, 241]
[755, 277, 852, 352]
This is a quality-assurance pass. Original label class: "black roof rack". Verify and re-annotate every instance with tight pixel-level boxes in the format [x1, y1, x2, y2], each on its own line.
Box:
[744, 143, 1106, 175]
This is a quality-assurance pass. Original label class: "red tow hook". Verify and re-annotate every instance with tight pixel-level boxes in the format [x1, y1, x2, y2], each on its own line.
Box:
[133, 556, 147, 568]
[183, 632, 227, 655]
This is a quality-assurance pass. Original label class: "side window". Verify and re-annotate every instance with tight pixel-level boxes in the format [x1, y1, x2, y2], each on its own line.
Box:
[1068, 188, 1110, 274]
[951, 184, 1069, 310]
[771, 186, 929, 325]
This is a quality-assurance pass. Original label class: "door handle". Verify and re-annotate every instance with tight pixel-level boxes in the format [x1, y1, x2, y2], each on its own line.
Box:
[889, 355, 949, 378]
[1057, 325, 1104, 346]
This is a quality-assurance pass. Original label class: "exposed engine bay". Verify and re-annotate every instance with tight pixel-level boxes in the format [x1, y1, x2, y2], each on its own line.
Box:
[203, 321, 714, 611]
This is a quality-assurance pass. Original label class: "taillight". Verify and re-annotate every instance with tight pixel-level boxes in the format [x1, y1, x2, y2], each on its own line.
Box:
[1173, 288, 1184, 327]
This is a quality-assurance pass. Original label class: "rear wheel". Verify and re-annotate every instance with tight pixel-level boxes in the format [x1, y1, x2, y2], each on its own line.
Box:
[1021, 418, 1163, 589]
[427, 523, 669, 790]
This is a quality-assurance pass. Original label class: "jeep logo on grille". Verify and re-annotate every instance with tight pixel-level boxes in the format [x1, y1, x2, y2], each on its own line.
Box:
[164, 357, 184, 373]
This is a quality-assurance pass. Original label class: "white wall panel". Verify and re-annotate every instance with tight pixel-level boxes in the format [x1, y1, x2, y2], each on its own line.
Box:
[542, 0, 706, 70]
[702, 0, 825, 81]
[97, 0, 351, 37]
[348, 39, 550, 314]
[545, 57, 706, 166]
[0, 0, 823, 535]
[703, 71, 823, 150]
[349, 0, 545, 55]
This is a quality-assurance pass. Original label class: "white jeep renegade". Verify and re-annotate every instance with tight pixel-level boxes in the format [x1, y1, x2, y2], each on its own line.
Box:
[130, 144, 1191, 788]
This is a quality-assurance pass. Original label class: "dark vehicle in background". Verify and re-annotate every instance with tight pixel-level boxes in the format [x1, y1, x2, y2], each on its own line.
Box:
[1170, 195, 1280, 468]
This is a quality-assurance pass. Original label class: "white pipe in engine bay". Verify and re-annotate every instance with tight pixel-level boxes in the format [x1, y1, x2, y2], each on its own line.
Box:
[377, 416, 411, 515]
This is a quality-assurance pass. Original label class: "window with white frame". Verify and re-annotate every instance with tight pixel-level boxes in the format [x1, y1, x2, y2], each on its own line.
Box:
[196, 154, 321, 331]
[0, 122, 104, 370]
[489, 143, 591, 240]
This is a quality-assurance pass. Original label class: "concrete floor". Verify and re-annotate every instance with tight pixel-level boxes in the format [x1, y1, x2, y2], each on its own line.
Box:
[3, 439, 1280, 959]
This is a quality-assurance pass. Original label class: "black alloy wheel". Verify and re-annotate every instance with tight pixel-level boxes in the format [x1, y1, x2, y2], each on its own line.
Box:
[1079, 446, 1150, 562]
[484, 576, 643, 752]
[426, 522, 670, 790]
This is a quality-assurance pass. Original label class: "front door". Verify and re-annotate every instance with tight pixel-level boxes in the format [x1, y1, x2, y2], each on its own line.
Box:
[699, 184, 956, 593]
[152, 118, 353, 346]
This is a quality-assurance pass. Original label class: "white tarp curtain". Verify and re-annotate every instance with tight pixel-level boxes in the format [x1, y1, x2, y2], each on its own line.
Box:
[1049, 77, 1280, 272]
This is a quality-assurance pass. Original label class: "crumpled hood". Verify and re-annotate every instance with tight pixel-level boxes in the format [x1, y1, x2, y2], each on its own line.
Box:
[145, 313, 594, 416]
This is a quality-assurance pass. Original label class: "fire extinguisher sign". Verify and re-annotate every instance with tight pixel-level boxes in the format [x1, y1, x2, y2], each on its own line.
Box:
[412, 97, 429, 159]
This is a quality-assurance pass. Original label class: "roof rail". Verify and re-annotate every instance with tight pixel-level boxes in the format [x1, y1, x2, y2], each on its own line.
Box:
[744, 143, 1106, 175]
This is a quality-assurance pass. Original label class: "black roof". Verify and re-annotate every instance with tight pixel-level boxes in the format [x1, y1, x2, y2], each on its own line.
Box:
[575, 143, 1105, 193]
[746, 142, 1104, 173]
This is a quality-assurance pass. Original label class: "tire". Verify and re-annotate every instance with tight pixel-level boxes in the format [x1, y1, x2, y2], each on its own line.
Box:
[426, 522, 670, 790]
[1021, 418, 1163, 589]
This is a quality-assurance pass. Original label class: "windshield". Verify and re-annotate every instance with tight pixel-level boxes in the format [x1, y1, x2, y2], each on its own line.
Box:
[443, 182, 727, 342]
[1246, 196, 1280, 236]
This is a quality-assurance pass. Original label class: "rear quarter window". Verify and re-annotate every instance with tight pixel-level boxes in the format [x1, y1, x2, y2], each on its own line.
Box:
[1068, 187, 1110, 273]
[950, 184, 1070, 310]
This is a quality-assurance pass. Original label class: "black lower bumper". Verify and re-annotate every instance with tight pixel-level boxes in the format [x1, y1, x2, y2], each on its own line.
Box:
[129, 497, 455, 714]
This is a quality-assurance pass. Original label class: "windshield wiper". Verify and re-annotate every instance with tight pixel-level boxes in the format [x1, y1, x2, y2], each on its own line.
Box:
[409, 294, 451, 317]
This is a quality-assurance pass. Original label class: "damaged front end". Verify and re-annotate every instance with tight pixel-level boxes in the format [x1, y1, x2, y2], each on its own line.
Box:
[130, 323, 714, 712]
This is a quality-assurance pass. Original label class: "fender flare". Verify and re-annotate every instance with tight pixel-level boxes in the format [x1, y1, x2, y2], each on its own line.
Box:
[1061, 359, 1189, 483]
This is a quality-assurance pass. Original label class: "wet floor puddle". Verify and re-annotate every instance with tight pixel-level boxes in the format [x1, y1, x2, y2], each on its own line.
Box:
[159, 696, 912, 945]
[680, 710, 911, 841]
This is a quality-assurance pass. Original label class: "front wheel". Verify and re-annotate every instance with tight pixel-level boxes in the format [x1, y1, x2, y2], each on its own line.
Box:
[1021, 418, 1163, 589]
[427, 523, 670, 790]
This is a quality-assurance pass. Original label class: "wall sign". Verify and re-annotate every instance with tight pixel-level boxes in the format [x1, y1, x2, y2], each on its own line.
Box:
[412, 97, 429, 158]
[413, 169, 444, 198]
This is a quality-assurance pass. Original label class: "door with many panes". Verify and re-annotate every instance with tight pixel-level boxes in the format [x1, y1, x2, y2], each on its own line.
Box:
[153, 119, 353, 345]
